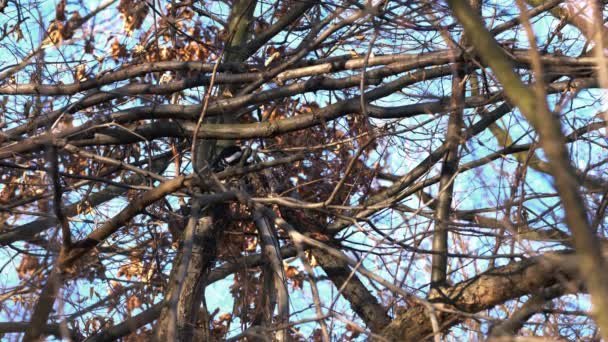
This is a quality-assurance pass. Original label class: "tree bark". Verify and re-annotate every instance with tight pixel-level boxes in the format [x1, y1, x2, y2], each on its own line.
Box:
[155, 1, 257, 340]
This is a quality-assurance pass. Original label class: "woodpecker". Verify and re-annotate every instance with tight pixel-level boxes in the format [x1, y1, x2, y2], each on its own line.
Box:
[210, 145, 246, 172]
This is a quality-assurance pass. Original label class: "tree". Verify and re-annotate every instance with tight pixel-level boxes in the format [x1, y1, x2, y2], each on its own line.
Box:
[0, 0, 607, 340]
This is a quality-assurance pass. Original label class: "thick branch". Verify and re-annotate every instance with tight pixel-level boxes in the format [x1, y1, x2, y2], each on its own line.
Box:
[381, 252, 582, 340]
[448, 1, 608, 337]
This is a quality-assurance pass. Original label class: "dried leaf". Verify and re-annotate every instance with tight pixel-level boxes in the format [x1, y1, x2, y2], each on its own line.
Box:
[55, 0, 66, 21]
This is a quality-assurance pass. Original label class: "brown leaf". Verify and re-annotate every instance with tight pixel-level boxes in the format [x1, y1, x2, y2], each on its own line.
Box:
[55, 0, 66, 21]
[310, 232, 330, 241]
[110, 38, 128, 60]
[118, 0, 149, 35]
[126, 295, 142, 313]
[218, 312, 232, 322]
[17, 254, 39, 279]
[75, 64, 87, 82]
[46, 20, 65, 45]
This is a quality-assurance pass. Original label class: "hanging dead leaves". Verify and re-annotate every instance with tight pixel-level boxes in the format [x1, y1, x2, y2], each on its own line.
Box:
[17, 253, 39, 280]
[117, 250, 155, 283]
[126, 294, 142, 314]
[217, 203, 258, 259]
[207, 310, 232, 340]
[45, 0, 83, 46]
[230, 270, 262, 323]
[118, 0, 149, 36]
[47, 0, 219, 67]
[110, 38, 129, 61]
[45, 20, 65, 46]
[285, 265, 304, 289]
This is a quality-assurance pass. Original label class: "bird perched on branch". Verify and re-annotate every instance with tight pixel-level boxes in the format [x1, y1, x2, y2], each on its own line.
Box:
[210, 145, 248, 172]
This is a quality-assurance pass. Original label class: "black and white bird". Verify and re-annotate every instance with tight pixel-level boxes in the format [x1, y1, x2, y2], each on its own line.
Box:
[210, 145, 246, 172]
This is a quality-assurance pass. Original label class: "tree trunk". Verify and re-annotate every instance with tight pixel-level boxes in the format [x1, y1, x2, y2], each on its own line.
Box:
[154, 1, 257, 340]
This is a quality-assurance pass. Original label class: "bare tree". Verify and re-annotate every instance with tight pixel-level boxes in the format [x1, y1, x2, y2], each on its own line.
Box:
[0, 0, 607, 341]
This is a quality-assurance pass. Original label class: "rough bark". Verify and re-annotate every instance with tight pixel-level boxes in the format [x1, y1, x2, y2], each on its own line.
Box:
[155, 215, 218, 341]
[381, 253, 581, 341]
[313, 250, 392, 333]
